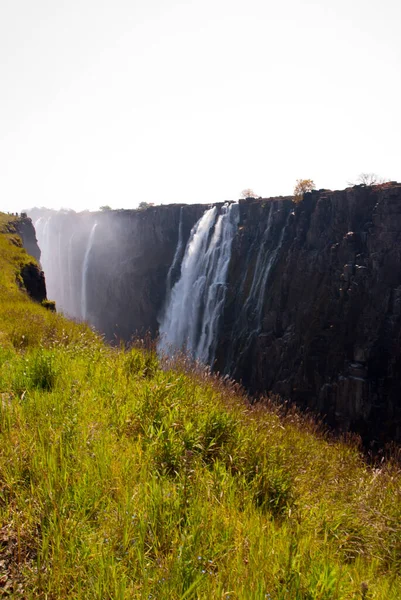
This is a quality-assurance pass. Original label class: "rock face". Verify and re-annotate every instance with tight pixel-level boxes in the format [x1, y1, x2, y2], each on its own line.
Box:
[29, 184, 401, 443]
[15, 217, 47, 303]
[16, 217, 41, 263]
[29, 205, 205, 339]
[217, 184, 401, 444]
[87, 206, 206, 340]
[20, 263, 47, 303]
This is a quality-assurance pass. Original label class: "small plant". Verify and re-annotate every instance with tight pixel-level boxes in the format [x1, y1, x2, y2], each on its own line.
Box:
[41, 299, 56, 312]
[293, 179, 315, 203]
[12, 349, 58, 392]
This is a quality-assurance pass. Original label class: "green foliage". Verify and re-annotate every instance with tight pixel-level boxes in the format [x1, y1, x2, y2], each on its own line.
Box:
[0, 211, 400, 598]
[138, 201, 155, 210]
[41, 299, 56, 311]
[12, 348, 58, 392]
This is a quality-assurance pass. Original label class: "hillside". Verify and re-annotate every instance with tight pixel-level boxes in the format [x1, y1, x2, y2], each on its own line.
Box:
[0, 213, 400, 599]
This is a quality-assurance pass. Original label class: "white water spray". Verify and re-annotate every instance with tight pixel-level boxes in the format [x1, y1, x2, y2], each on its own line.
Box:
[34, 216, 53, 294]
[196, 202, 239, 363]
[81, 223, 97, 321]
[67, 232, 76, 316]
[165, 207, 184, 301]
[158, 202, 238, 364]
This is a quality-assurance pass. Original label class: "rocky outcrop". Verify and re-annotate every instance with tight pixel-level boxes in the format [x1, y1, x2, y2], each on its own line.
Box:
[16, 217, 41, 263]
[13, 217, 47, 303]
[20, 263, 47, 303]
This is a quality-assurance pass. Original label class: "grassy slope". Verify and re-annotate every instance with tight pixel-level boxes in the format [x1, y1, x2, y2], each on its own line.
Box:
[0, 213, 400, 599]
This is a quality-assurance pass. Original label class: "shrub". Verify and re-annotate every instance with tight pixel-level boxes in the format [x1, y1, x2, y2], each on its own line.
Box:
[356, 173, 386, 186]
[293, 179, 315, 203]
[41, 299, 56, 312]
[240, 188, 258, 199]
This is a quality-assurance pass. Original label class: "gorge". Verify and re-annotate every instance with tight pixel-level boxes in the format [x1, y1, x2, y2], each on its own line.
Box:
[27, 183, 401, 444]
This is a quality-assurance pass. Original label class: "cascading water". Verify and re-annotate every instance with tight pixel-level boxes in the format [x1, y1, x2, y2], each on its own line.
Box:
[81, 223, 97, 321]
[196, 202, 240, 363]
[35, 216, 53, 295]
[224, 205, 292, 374]
[165, 207, 184, 303]
[57, 229, 65, 307]
[158, 206, 217, 357]
[253, 209, 291, 326]
[66, 232, 76, 316]
[242, 202, 275, 327]
[158, 202, 239, 364]
[34, 212, 97, 319]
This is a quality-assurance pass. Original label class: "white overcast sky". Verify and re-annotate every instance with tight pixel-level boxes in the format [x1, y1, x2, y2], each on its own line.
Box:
[1, 0, 400, 212]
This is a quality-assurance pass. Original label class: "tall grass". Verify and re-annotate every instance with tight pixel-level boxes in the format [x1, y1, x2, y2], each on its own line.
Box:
[0, 213, 400, 598]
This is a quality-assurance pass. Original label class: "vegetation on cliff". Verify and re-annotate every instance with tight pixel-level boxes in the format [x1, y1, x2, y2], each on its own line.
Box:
[292, 179, 316, 203]
[0, 213, 400, 599]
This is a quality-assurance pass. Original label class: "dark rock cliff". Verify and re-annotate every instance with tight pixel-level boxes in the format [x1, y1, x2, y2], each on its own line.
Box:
[217, 184, 401, 444]
[15, 217, 47, 303]
[87, 205, 206, 339]
[20, 263, 47, 303]
[16, 217, 41, 263]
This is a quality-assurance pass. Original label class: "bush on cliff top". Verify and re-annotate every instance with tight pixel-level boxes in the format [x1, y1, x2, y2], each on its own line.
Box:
[0, 212, 400, 599]
[293, 179, 315, 203]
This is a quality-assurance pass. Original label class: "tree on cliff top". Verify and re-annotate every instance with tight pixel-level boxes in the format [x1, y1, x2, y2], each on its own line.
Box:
[356, 173, 387, 186]
[240, 188, 258, 199]
[293, 179, 315, 204]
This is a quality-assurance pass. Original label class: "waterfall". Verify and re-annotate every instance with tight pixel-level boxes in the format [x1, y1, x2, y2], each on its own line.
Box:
[57, 229, 65, 308]
[165, 207, 184, 301]
[158, 202, 239, 364]
[196, 202, 240, 363]
[34, 215, 70, 314]
[254, 209, 291, 327]
[81, 223, 97, 321]
[158, 206, 217, 358]
[224, 205, 292, 374]
[67, 232, 76, 316]
[243, 203, 275, 328]
[35, 215, 53, 294]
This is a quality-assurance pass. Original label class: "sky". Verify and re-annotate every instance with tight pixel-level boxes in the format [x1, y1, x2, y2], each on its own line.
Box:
[1, 0, 400, 213]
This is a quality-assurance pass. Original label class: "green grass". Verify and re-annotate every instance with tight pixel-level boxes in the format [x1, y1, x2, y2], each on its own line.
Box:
[0, 213, 400, 598]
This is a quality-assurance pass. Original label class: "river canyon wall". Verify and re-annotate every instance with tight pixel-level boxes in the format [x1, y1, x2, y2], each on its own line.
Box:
[30, 205, 206, 339]
[28, 183, 401, 443]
